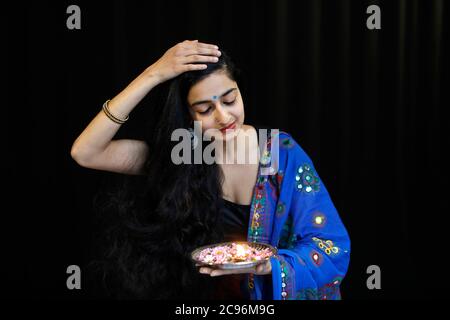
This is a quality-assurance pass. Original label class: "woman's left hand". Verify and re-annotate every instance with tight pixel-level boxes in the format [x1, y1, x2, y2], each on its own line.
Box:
[197, 260, 272, 276]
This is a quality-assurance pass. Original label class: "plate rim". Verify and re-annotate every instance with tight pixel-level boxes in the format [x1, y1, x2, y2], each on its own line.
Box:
[191, 241, 278, 270]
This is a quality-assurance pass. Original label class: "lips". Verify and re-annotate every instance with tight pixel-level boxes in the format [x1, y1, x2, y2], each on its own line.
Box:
[220, 121, 236, 132]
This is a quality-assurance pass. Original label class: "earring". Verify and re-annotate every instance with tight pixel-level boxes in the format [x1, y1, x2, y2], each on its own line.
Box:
[188, 127, 199, 149]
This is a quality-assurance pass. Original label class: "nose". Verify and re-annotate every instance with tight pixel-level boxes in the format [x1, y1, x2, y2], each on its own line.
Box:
[213, 103, 230, 125]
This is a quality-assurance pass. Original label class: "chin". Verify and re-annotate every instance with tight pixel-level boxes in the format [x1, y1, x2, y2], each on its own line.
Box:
[219, 124, 242, 141]
[203, 122, 243, 142]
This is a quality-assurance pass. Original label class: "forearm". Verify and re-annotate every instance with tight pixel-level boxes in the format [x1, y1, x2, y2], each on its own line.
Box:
[71, 67, 160, 161]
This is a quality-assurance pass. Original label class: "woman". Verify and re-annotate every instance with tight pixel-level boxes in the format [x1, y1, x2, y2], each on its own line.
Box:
[71, 40, 350, 300]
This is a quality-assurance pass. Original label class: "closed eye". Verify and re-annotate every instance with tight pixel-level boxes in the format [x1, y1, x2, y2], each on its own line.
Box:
[198, 99, 236, 114]
[223, 99, 236, 106]
[199, 107, 211, 115]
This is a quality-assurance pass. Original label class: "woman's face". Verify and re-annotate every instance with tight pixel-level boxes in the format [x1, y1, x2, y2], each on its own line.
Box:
[187, 70, 244, 142]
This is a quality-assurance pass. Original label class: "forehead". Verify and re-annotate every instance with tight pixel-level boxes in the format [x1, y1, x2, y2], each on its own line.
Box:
[187, 72, 236, 102]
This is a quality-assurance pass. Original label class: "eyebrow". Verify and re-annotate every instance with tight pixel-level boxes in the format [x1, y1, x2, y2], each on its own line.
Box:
[190, 88, 237, 107]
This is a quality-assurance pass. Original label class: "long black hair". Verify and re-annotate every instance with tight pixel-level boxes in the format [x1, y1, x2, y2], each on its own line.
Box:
[88, 50, 242, 299]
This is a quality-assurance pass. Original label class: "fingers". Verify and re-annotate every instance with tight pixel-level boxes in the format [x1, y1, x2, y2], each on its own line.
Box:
[197, 264, 270, 277]
[210, 268, 256, 277]
[182, 64, 208, 71]
[255, 263, 267, 274]
[199, 267, 253, 277]
[176, 40, 221, 72]
[257, 260, 272, 274]
[184, 39, 219, 50]
[184, 48, 221, 57]
[180, 40, 221, 56]
[197, 42, 219, 50]
[182, 54, 219, 65]
[180, 53, 220, 72]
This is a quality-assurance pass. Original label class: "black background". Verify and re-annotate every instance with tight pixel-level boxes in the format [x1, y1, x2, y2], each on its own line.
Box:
[5, 0, 449, 300]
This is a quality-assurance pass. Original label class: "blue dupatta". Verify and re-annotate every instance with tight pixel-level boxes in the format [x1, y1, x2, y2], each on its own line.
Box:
[246, 129, 350, 300]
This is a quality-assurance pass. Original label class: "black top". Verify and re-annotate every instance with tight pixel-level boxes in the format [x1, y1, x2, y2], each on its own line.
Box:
[220, 199, 251, 242]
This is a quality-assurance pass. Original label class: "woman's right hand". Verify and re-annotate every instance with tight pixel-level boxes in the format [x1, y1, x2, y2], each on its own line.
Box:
[147, 40, 222, 83]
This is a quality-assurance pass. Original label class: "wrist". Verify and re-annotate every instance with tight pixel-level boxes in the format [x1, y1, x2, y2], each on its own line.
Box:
[142, 65, 163, 85]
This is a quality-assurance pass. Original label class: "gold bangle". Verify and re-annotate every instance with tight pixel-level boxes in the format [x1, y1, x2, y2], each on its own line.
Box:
[102, 99, 129, 124]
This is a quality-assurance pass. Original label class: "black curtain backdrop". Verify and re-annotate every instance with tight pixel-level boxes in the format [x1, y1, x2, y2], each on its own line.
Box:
[5, 0, 449, 299]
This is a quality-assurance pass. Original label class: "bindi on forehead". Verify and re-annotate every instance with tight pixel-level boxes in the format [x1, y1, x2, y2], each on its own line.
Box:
[190, 88, 237, 108]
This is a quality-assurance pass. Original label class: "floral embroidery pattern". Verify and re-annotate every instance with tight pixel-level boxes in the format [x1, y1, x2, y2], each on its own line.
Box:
[310, 249, 323, 266]
[249, 182, 266, 242]
[276, 202, 286, 218]
[249, 181, 266, 241]
[248, 274, 254, 290]
[260, 149, 271, 165]
[312, 212, 327, 228]
[249, 130, 273, 242]
[276, 170, 284, 186]
[312, 237, 339, 255]
[331, 276, 343, 286]
[295, 288, 320, 300]
[295, 278, 342, 300]
[295, 164, 320, 194]
[280, 137, 295, 149]
[259, 130, 273, 167]
[269, 170, 284, 199]
[280, 260, 289, 300]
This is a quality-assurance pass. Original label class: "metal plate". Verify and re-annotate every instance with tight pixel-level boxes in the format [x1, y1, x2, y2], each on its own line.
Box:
[191, 241, 277, 270]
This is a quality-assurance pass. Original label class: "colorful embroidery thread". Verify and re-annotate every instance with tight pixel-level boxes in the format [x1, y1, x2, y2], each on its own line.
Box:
[295, 164, 320, 194]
